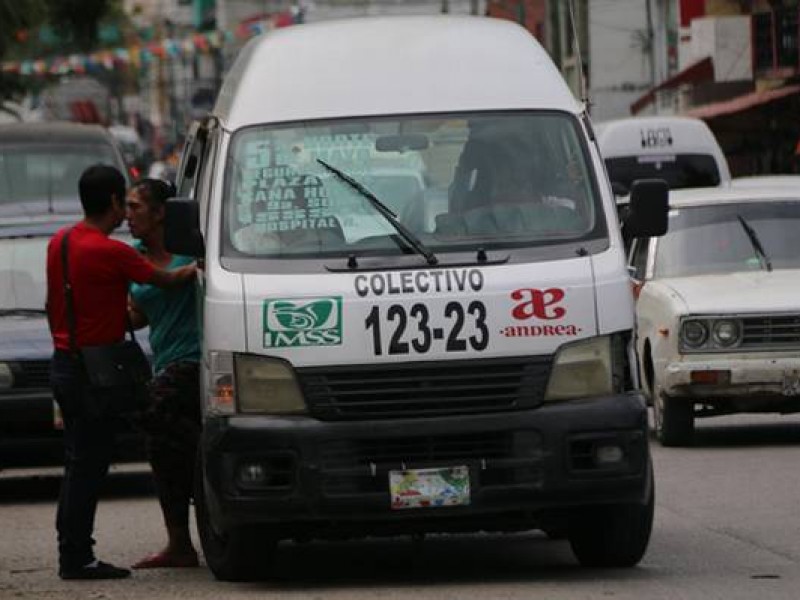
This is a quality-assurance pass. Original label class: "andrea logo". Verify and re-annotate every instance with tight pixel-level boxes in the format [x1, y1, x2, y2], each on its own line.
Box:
[263, 297, 343, 348]
[511, 288, 566, 321]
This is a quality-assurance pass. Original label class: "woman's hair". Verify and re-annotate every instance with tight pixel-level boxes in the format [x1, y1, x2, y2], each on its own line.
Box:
[133, 178, 177, 209]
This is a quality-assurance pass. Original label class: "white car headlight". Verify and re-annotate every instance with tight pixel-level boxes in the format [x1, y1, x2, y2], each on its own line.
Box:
[235, 354, 306, 415]
[711, 319, 742, 348]
[680, 317, 743, 352]
[681, 320, 708, 349]
[544, 336, 613, 402]
[0, 363, 13, 390]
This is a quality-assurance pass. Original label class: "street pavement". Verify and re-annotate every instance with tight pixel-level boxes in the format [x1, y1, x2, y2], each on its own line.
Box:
[3, 414, 800, 599]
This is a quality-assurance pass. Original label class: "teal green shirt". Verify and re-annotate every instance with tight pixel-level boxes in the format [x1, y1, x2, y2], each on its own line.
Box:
[129, 242, 200, 373]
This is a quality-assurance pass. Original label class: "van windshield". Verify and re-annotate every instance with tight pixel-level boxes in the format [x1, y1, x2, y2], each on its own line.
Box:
[605, 154, 720, 191]
[223, 112, 605, 259]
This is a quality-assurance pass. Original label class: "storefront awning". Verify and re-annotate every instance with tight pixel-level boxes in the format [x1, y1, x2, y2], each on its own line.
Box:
[630, 57, 714, 114]
[685, 84, 800, 119]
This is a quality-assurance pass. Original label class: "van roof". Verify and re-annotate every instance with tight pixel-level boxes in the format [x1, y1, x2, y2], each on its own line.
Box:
[594, 116, 722, 158]
[215, 16, 581, 131]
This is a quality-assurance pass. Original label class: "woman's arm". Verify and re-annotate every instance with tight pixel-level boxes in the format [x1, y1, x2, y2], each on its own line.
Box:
[128, 297, 149, 330]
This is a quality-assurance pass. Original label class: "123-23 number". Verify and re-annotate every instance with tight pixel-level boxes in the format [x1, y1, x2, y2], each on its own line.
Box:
[364, 302, 489, 356]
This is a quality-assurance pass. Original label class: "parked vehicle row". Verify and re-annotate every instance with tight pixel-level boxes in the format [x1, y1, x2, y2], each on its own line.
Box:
[0, 121, 145, 468]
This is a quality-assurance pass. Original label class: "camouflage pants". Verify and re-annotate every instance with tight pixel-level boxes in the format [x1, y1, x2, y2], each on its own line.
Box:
[137, 361, 201, 529]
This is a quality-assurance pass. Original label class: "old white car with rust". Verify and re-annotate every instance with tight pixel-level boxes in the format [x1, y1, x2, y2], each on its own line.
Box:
[629, 186, 800, 446]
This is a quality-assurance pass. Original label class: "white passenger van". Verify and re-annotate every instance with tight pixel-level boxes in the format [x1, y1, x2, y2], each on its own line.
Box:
[166, 16, 667, 581]
[596, 115, 731, 196]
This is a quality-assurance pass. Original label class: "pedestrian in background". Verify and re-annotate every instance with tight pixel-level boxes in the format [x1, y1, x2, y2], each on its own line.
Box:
[126, 178, 202, 569]
[46, 165, 196, 580]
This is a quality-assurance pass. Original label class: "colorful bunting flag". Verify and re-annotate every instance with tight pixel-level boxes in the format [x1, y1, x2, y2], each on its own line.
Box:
[1, 14, 295, 76]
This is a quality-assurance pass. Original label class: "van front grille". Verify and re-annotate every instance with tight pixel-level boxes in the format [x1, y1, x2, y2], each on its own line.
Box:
[298, 356, 553, 420]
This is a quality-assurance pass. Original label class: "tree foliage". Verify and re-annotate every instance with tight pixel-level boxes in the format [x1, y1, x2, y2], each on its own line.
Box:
[0, 0, 47, 60]
[43, 0, 114, 52]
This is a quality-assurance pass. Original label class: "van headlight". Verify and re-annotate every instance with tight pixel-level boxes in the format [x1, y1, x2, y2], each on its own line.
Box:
[544, 336, 614, 402]
[235, 354, 306, 414]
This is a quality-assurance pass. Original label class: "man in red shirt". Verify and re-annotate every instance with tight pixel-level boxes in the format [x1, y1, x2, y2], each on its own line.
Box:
[46, 164, 196, 580]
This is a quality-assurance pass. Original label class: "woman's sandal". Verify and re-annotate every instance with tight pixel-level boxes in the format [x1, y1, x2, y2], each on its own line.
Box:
[132, 551, 199, 569]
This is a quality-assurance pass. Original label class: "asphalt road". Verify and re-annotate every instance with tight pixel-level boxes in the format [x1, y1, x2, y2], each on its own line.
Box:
[3, 414, 800, 599]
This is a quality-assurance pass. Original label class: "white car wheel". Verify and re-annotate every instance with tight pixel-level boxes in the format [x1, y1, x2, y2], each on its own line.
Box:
[653, 380, 694, 447]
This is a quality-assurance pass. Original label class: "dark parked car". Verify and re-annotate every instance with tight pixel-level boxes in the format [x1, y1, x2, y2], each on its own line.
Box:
[0, 121, 130, 222]
[0, 220, 148, 468]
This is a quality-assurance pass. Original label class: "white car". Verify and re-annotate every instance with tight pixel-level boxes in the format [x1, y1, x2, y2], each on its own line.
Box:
[730, 175, 800, 189]
[629, 186, 800, 446]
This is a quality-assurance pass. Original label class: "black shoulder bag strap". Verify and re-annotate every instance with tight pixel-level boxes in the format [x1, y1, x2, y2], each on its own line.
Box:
[59, 228, 138, 355]
[60, 229, 79, 355]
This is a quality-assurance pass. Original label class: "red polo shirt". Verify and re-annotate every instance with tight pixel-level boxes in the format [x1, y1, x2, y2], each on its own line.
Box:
[47, 222, 156, 351]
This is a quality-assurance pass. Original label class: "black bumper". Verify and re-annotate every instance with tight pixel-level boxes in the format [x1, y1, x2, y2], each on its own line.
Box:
[0, 390, 56, 435]
[200, 392, 652, 535]
[0, 390, 144, 468]
[0, 390, 62, 467]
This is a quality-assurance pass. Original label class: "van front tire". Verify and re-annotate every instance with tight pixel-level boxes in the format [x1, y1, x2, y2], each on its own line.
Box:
[195, 455, 277, 581]
[567, 478, 654, 568]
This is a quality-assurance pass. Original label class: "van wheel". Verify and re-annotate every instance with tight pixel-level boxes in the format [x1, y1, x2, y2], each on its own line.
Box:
[653, 383, 694, 447]
[194, 455, 277, 581]
[568, 477, 654, 568]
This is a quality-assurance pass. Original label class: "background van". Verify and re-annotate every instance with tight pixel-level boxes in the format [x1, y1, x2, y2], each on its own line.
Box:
[596, 116, 731, 196]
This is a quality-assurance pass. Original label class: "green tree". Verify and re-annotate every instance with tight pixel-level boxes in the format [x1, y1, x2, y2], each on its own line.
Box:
[0, 0, 47, 60]
[0, 0, 47, 103]
[43, 0, 117, 52]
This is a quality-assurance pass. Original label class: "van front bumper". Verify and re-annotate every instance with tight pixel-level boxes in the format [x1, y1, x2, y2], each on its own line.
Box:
[200, 392, 652, 535]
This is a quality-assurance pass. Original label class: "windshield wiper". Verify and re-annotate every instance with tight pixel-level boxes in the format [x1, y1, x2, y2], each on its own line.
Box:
[736, 214, 772, 272]
[0, 308, 47, 317]
[316, 159, 438, 266]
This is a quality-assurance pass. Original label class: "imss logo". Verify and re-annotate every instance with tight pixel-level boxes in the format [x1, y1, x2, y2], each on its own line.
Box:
[263, 297, 343, 348]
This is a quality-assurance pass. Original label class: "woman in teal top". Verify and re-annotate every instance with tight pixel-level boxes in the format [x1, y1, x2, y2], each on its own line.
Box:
[126, 179, 201, 569]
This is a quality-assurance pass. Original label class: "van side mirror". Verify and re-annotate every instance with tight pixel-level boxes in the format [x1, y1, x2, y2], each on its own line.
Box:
[165, 197, 205, 258]
[625, 179, 668, 238]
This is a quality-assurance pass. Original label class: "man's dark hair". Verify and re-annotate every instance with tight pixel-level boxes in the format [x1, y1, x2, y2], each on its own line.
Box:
[133, 178, 177, 209]
[78, 164, 127, 217]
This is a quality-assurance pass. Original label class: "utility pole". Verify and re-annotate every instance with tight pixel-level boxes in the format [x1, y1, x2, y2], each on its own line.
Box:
[645, 0, 655, 89]
[441, 0, 450, 14]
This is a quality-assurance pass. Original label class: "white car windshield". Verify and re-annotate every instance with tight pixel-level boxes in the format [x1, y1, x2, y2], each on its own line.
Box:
[223, 112, 604, 259]
[0, 144, 118, 204]
[654, 201, 800, 278]
[0, 231, 133, 312]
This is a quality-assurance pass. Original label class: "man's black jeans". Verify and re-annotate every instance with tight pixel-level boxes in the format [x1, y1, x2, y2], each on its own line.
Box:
[50, 350, 118, 571]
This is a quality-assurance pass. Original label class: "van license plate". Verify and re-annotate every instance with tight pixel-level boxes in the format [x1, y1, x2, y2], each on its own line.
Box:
[389, 466, 470, 510]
